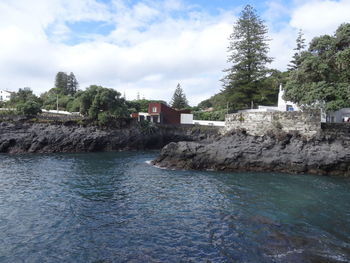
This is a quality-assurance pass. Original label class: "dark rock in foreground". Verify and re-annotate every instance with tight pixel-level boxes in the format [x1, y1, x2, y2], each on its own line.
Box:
[0, 121, 219, 154]
[152, 130, 350, 176]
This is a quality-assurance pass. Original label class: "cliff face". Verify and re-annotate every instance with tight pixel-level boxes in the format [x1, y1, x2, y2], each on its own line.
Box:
[152, 130, 350, 176]
[0, 121, 219, 154]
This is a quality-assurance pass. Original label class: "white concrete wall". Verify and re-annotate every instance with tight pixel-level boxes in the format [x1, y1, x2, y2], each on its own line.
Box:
[41, 109, 75, 115]
[277, 84, 299, 111]
[193, 120, 225, 127]
[180, 114, 193, 124]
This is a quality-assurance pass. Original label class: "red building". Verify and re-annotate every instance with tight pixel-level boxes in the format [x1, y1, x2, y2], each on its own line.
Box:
[134, 103, 190, 125]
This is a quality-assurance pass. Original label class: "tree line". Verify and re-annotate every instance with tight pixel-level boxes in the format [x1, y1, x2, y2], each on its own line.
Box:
[3, 5, 349, 122]
[196, 5, 350, 119]
[1, 71, 190, 125]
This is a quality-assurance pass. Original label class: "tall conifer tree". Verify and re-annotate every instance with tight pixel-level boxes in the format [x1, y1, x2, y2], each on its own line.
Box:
[222, 5, 273, 109]
[288, 29, 306, 70]
[67, 72, 78, 95]
[170, 83, 189, 109]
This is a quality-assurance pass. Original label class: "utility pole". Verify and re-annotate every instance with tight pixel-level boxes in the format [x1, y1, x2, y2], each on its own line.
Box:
[56, 95, 59, 112]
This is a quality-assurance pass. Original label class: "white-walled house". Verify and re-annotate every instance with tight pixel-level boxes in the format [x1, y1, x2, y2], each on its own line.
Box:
[239, 84, 299, 113]
[324, 108, 350, 123]
[0, 90, 12, 102]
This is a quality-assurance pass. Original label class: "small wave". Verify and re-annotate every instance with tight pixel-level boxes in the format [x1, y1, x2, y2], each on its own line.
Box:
[270, 249, 304, 259]
[145, 160, 168, 170]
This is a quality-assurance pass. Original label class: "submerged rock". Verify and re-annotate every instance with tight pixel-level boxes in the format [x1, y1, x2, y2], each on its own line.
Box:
[152, 130, 350, 176]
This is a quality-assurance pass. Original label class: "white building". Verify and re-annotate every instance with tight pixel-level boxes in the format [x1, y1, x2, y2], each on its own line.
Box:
[239, 84, 299, 113]
[324, 108, 350, 123]
[0, 90, 12, 102]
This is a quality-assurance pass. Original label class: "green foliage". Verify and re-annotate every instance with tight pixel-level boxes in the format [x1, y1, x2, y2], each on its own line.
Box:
[139, 120, 157, 134]
[193, 109, 226, 121]
[97, 112, 111, 126]
[130, 99, 167, 112]
[197, 99, 212, 110]
[16, 101, 42, 116]
[54, 72, 78, 96]
[284, 23, 350, 111]
[198, 70, 284, 112]
[170, 83, 189, 109]
[10, 87, 41, 105]
[40, 89, 75, 111]
[79, 85, 128, 120]
[288, 29, 306, 70]
[222, 5, 273, 110]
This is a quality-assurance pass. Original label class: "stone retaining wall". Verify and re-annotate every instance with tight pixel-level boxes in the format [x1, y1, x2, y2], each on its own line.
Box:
[225, 111, 321, 137]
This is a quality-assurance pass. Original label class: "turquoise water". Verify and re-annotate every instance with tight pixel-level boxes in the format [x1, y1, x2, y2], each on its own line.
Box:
[0, 152, 349, 262]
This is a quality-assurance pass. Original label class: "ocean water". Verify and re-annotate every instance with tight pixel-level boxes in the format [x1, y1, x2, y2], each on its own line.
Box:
[0, 151, 349, 263]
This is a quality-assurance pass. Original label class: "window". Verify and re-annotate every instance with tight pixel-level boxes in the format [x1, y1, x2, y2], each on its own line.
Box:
[152, 107, 157, 113]
[286, 105, 294, 111]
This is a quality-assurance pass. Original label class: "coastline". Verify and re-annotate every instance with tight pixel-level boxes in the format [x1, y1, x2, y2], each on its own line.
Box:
[0, 120, 219, 154]
[2, 119, 350, 176]
[152, 129, 350, 177]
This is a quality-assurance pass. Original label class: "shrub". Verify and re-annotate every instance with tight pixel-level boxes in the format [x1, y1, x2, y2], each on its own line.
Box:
[97, 112, 110, 126]
[16, 101, 42, 116]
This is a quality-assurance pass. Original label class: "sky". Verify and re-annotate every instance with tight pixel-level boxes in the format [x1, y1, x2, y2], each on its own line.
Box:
[1, 0, 350, 105]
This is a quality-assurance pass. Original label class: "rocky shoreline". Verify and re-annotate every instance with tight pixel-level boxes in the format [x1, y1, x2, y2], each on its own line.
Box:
[0, 121, 219, 154]
[2, 120, 350, 176]
[152, 129, 350, 176]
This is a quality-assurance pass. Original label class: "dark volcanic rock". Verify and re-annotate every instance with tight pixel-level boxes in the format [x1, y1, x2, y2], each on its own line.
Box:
[0, 121, 219, 154]
[152, 130, 350, 176]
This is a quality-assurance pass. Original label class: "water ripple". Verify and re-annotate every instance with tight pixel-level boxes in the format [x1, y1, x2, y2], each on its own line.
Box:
[0, 152, 349, 262]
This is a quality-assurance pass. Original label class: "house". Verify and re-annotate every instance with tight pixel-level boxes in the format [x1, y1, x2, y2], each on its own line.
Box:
[0, 90, 12, 102]
[133, 103, 191, 125]
[324, 108, 350, 123]
[239, 84, 299, 113]
[132, 102, 225, 127]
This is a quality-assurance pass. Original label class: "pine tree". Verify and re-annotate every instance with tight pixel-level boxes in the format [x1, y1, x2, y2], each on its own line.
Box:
[222, 5, 273, 110]
[170, 83, 189, 109]
[54, 72, 78, 95]
[288, 29, 306, 70]
[67, 72, 78, 95]
[54, 72, 69, 94]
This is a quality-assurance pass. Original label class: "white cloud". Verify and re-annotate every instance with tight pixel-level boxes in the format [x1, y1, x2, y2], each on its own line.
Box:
[290, 0, 350, 38]
[1, 0, 350, 106]
[0, 0, 234, 105]
[265, 0, 350, 72]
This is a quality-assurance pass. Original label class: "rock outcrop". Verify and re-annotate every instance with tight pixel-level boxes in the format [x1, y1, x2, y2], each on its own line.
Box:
[0, 121, 219, 154]
[152, 130, 350, 176]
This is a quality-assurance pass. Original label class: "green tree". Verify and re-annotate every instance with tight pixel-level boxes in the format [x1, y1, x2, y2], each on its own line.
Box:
[197, 99, 213, 110]
[78, 85, 128, 119]
[10, 87, 40, 104]
[131, 99, 167, 112]
[54, 72, 69, 95]
[288, 29, 306, 70]
[54, 72, 78, 95]
[17, 101, 42, 116]
[67, 72, 79, 95]
[284, 23, 350, 111]
[222, 5, 273, 110]
[170, 83, 189, 109]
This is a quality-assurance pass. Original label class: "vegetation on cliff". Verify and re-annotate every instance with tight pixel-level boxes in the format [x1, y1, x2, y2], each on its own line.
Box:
[284, 23, 350, 111]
